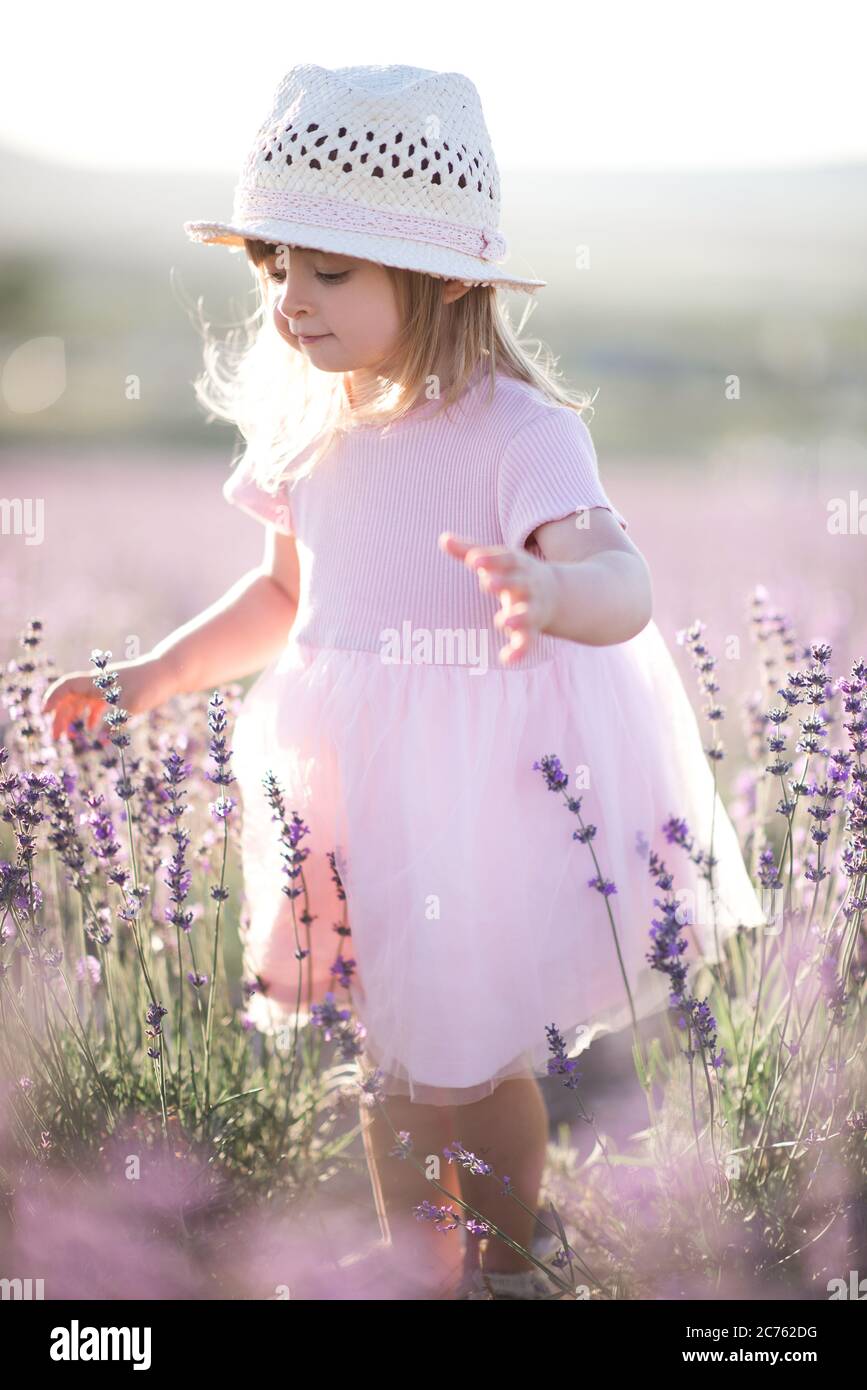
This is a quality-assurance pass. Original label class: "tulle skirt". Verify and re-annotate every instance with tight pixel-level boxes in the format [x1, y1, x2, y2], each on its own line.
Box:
[230, 621, 767, 1105]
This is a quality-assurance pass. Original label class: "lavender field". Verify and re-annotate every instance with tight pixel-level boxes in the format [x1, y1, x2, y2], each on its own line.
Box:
[1, 440, 865, 1301]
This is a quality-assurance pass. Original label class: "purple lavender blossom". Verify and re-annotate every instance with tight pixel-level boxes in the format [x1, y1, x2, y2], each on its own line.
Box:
[358, 1067, 386, 1105]
[309, 991, 351, 1041]
[388, 1130, 412, 1159]
[330, 955, 356, 989]
[675, 620, 725, 761]
[644, 844, 725, 1067]
[262, 773, 311, 903]
[161, 747, 196, 937]
[532, 753, 569, 792]
[545, 1023, 583, 1090]
[89, 649, 132, 754]
[443, 1142, 493, 1177]
[327, 849, 347, 901]
[204, 692, 237, 791]
[588, 874, 617, 897]
[145, 1000, 168, 1060]
[413, 1200, 460, 1232]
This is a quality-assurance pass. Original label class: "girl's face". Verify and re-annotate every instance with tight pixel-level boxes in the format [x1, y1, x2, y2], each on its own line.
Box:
[263, 244, 403, 373]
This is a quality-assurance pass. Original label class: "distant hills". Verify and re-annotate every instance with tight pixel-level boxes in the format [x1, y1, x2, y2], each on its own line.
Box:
[1, 144, 865, 450]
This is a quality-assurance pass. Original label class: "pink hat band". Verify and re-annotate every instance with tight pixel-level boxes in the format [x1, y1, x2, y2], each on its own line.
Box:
[233, 186, 508, 262]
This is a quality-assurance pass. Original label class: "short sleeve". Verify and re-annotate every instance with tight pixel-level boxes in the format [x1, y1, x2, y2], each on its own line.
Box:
[497, 406, 628, 552]
[222, 455, 294, 536]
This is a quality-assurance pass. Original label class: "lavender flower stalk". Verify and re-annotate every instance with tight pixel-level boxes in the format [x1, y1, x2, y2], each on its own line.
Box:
[202, 692, 236, 1120]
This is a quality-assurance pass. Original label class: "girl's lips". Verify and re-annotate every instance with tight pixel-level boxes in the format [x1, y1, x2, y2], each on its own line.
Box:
[298, 332, 331, 343]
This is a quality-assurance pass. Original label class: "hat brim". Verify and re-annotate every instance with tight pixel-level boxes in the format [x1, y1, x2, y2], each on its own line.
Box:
[183, 215, 547, 293]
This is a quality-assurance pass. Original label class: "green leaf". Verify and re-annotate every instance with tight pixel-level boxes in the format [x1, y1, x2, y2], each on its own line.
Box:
[645, 1036, 666, 1082]
[632, 1039, 649, 1090]
[211, 1086, 263, 1109]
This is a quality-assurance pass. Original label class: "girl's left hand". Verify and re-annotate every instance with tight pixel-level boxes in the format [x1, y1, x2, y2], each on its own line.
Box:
[438, 532, 560, 666]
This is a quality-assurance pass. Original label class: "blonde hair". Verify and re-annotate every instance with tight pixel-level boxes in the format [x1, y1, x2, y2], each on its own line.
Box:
[189, 239, 596, 497]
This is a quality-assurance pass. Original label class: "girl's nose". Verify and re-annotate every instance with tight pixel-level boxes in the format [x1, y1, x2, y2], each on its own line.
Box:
[274, 277, 314, 322]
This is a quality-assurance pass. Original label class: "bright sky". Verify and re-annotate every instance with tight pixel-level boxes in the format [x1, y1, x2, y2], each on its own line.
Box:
[1, 0, 864, 172]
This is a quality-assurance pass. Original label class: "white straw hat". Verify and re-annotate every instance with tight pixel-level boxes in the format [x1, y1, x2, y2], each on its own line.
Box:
[184, 63, 546, 295]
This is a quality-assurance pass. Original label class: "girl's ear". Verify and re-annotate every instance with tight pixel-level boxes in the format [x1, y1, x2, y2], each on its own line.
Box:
[441, 279, 475, 305]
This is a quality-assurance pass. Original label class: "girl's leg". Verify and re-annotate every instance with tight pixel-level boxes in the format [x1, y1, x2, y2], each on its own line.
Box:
[450, 1074, 549, 1275]
[359, 1092, 467, 1291]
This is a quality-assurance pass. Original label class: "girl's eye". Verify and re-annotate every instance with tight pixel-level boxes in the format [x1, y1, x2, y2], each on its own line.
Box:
[266, 269, 348, 285]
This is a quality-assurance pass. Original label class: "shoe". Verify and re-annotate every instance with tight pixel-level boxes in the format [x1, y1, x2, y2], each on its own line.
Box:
[453, 1224, 570, 1300]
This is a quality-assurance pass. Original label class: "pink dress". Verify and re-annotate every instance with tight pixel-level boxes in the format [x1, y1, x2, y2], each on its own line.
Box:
[223, 366, 766, 1105]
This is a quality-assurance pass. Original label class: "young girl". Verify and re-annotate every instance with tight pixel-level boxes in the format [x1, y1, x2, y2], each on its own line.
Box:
[44, 63, 766, 1299]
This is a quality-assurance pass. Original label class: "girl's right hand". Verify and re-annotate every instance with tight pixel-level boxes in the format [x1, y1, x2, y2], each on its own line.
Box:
[41, 655, 172, 743]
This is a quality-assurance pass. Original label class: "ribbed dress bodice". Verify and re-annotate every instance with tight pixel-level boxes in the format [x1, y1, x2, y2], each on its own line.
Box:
[223, 369, 628, 671]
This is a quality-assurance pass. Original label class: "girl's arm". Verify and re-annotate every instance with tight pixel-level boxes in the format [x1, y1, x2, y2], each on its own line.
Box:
[528, 509, 652, 647]
[42, 529, 300, 740]
[539, 549, 651, 646]
[152, 526, 300, 697]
